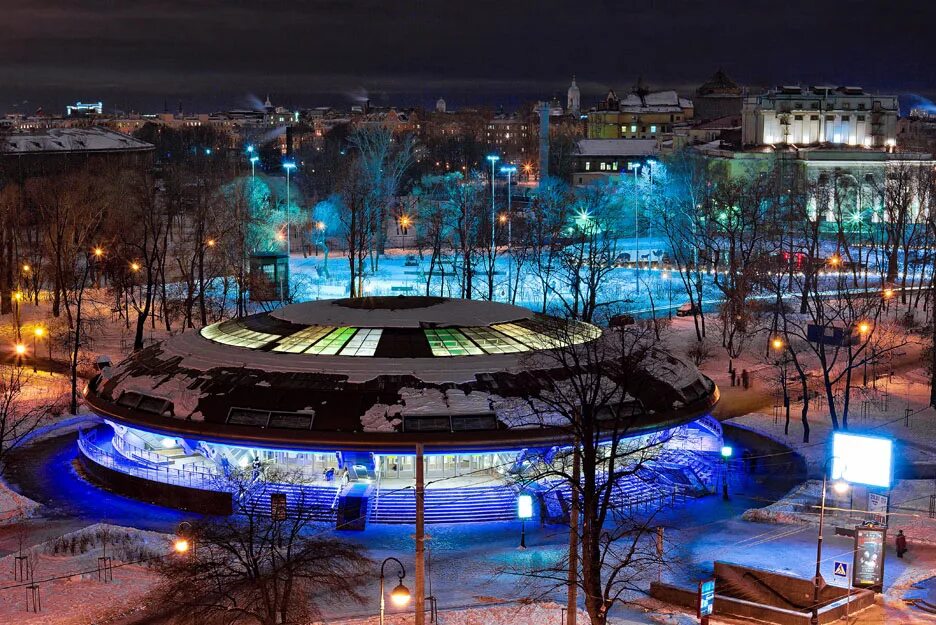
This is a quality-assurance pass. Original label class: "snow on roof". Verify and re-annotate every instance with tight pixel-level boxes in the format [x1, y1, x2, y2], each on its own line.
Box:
[2, 127, 154, 155]
[576, 139, 658, 157]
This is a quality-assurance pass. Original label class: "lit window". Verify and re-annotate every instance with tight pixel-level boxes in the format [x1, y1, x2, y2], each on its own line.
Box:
[424, 329, 483, 356]
[650, 125, 657, 133]
[339, 328, 383, 356]
[272, 325, 334, 353]
[630, 124, 637, 133]
[305, 327, 355, 355]
[461, 327, 526, 354]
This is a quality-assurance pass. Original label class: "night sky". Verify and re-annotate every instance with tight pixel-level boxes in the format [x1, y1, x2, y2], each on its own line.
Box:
[3, 0, 934, 115]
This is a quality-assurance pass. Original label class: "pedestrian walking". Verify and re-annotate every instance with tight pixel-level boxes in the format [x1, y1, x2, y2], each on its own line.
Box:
[741, 369, 749, 390]
[896, 530, 908, 558]
[730, 369, 736, 387]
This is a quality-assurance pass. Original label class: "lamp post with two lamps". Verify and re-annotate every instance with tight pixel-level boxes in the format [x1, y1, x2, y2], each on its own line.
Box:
[378, 557, 411, 625]
[485, 155, 500, 262]
[810, 458, 849, 625]
[500, 164, 517, 301]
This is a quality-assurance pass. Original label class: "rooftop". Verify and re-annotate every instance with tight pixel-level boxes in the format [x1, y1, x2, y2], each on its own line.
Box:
[1, 127, 154, 155]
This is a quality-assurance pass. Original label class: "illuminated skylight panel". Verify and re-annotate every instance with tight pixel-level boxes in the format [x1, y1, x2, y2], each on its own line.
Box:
[272, 325, 334, 353]
[339, 328, 383, 356]
[200, 322, 279, 349]
[461, 327, 527, 354]
[424, 328, 484, 356]
[305, 327, 355, 355]
[491, 323, 554, 349]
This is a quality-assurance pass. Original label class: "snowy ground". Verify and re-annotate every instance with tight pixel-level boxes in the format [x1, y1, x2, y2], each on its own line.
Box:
[2, 257, 936, 623]
[0, 523, 166, 625]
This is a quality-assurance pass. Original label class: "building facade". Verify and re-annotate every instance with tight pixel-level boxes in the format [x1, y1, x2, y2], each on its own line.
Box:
[741, 85, 899, 148]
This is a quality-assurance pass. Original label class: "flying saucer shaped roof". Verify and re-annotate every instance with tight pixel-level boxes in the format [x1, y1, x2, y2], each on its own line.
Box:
[83, 297, 718, 451]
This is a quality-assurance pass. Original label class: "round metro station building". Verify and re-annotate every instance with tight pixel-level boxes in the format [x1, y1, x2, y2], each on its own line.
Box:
[80, 296, 722, 526]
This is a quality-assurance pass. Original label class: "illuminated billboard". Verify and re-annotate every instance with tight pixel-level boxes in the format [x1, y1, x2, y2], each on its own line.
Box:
[831, 432, 893, 488]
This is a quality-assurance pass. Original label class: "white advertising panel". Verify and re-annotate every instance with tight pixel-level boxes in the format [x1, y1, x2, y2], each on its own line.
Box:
[831, 432, 892, 488]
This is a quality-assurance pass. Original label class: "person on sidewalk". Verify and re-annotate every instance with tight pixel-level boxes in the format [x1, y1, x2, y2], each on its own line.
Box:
[896, 530, 908, 558]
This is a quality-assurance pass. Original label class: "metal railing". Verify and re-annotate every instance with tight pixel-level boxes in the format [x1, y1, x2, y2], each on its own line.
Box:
[78, 430, 221, 491]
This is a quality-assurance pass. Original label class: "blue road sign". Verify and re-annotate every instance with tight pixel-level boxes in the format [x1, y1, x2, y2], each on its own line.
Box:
[834, 561, 849, 578]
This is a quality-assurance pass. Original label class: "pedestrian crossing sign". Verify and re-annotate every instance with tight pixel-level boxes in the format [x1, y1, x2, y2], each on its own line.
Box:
[834, 561, 849, 578]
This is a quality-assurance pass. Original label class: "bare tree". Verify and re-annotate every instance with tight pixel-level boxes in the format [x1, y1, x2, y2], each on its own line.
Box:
[507, 325, 685, 625]
[155, 473, 371, 625]
[0, 365, 65, 475]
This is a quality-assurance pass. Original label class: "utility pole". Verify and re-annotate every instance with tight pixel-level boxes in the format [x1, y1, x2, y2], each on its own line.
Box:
[567, 436, 580, 625]
[415, 443, 426, 625]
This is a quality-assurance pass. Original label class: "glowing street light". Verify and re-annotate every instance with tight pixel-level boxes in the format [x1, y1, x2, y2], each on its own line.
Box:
[206, 238, 216, 248]
[130, 261, 140, 272]
[810, 458, 849, 625]
[500, 164, 517, 301]
[398, 214, 413, 252]
[173, 538, 189, 554]
[486, 155, 500, 262]
[378, 557, 410, 625]
[249, 155, 259, 180]
[772, 337, 784, 351]
[31, 325, 45, 372]
[858, 321, 870, 335]
[283, 161, 297, 257]
[720, 445, 733, 500]
[93, 247, 104, 259]
[14, 343, 26, 356]
[22, 264, 30, 274]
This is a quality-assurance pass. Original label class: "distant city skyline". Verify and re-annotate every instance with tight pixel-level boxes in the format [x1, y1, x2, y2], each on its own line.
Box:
[3, 1, 935, 114]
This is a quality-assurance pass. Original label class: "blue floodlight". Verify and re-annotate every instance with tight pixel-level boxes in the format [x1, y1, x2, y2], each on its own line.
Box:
[500, 164, 517, 174]
[246, 145, 255, 154]
[250, 156, 259, 164]
[517, 494, 534, 520]
[204, 148, 212, 156]
[485, 155, 500, 163]
[720, 445, 733, 458]
[282, 161, 297, 171]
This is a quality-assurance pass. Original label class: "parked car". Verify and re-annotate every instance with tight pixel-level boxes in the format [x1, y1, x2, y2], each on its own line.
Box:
[676, 302, 699, 317]
[609, 314, 636, 327]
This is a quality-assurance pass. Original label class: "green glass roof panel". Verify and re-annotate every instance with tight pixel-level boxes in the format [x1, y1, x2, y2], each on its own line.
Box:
[272, 325, 335, 353]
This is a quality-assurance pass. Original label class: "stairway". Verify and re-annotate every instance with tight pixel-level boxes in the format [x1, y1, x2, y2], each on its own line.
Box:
[370, 484, 518, 524]
[240, 481, 340, 521]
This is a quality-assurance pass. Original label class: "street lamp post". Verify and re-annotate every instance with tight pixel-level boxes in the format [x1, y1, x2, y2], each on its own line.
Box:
[720, 445, 733, 500]
[398, 214, 412, 252]
[486, 155, 500, 264]
[858, 321, 871, 385]
[634, 165, 641, 294]
[250, 156, 259, 180]
[772, 337, 790, 425]
[811, 459, 849, 625]
[500, 164, 517, 302]
[13, 291, 22, 341]
[283, 161, 297, 257]
[32, 326, 44, 373]
[646, 159, 656, 268]
[379, 557, 411, 625]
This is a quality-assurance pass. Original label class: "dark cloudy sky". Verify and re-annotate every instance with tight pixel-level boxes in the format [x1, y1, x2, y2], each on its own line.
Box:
[3, 0, 934, 114]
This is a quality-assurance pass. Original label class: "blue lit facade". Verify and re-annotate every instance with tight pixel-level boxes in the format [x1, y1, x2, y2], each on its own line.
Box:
[80, 297, 722, 524]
